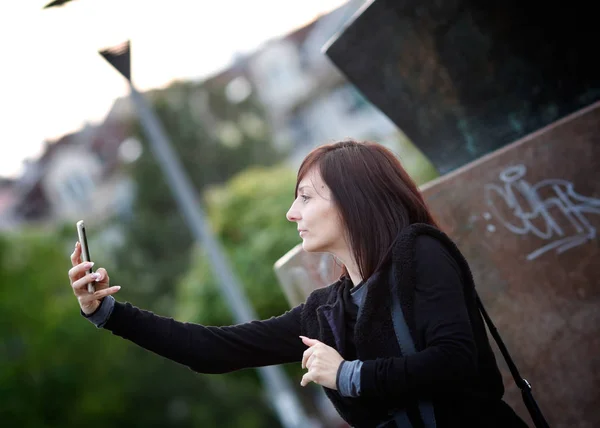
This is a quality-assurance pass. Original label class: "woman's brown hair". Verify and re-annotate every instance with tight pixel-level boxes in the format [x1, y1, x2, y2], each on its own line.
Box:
[295, 140, 439, 280]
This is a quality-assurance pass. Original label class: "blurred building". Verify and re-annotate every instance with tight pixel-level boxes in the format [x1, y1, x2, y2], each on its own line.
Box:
[0, 178, 18, 230]
[4, 0, 420, 232]
[244, 0, 403, 166]
[89, 1, 410, 175]
[103, 0, 404, 166]
[5, 118, 136, 229]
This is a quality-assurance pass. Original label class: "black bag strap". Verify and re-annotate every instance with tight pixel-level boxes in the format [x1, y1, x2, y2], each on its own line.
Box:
[476, 293, 551, 428]
[390, 275, 437, 427]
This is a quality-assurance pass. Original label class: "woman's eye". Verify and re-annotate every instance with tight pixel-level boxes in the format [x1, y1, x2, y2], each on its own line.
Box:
[301, 195, 310, 202]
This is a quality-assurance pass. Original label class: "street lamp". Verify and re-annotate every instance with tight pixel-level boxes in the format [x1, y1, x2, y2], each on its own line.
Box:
[44, 0, 77, 9]
[99, 40, 317, 428]
[42, 2, 319, 423]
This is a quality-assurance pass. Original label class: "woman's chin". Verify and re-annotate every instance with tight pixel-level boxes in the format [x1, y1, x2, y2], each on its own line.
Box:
[301, 240, 325, 253]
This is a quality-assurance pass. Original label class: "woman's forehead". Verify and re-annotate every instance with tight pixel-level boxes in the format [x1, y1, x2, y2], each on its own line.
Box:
[298, 168, 324, 189]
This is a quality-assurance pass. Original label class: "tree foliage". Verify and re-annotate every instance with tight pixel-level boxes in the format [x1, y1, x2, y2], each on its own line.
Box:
[175, 165, 299, 325]
[0, 229, 128, 427]
[174, 165, 312, 423]
[0, 223, 282, 427]
[0, 78, 292, 427]
[114, 79, 285, 307]
[107, 79, 289, 426]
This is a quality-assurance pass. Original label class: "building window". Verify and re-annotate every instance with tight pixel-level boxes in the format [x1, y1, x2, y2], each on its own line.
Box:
[58, 171, 94, 205]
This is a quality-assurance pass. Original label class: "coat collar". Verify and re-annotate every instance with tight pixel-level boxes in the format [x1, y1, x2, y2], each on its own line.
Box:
[314, 265, 400, 360]
[315, 282, 346, 352]
[310, 223, 449, 356]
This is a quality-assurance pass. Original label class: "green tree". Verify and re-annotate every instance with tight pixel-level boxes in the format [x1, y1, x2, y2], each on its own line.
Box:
[115, 78, 285, 309]
[104, 78, 288, 427]
[0, 225, 281, 428]
[175, 165, 299, 324]
[172, 165, 315, 423]
[0, 229, 128, 428]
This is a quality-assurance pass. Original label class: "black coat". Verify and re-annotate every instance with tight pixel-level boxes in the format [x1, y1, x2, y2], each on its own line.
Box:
[104, 224, 528, 427]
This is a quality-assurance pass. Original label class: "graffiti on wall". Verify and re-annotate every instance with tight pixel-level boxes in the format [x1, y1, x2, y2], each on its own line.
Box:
[483, 165, 600, 260]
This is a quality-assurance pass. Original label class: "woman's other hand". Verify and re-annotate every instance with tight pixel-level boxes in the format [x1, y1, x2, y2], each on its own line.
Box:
[300, 336, 344, 390]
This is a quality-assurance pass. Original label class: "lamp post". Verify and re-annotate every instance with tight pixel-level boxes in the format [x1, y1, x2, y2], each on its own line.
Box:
[43, 2, 319, 423]
[98, 41, 316, 428]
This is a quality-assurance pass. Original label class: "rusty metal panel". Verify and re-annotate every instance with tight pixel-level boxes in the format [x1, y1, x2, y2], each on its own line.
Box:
[274, 102, 600, 427]
[420, 101, 600, 428]
[324, 0, 600, 174]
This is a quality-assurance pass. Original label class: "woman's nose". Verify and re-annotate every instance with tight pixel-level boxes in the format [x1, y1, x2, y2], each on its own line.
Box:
[286, 206, 300, 222]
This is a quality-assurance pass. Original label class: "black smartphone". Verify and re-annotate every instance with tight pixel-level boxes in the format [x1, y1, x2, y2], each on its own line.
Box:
[76, 220, 95, 293]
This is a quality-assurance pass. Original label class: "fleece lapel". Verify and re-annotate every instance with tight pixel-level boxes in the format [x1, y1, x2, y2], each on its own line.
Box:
[316, 283, 347, 354]
[354, 268, 401, 360]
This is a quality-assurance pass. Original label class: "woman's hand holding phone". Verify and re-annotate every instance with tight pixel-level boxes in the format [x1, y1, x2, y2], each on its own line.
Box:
[69, 241, 121, 315]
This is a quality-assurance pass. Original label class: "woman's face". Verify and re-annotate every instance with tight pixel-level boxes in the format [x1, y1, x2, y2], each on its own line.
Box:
[286, 168, 346, 254]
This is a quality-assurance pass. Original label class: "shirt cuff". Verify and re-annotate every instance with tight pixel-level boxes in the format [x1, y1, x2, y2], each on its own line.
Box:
[81, 295, 116, 328]
[337, 359, 363, 397]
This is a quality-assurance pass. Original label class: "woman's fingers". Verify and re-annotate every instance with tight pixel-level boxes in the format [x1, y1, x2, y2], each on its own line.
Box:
[71, 271, 104, 292]
[305, 353, 317, 370]
[302, 346, 316, 369]
[68, 261, 94, 284]
[70, 241, 82, 267]
[301, 371, 317, 387]
[78, 286, 121, 304]
[94, 268, 109, 285]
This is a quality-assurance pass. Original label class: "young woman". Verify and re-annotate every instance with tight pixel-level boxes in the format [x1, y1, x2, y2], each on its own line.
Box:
[68, 140, 528, 427]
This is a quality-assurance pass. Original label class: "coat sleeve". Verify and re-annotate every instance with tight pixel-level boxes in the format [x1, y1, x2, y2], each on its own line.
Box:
[103, 300, 305, 374]
[359, 235, 478, 401]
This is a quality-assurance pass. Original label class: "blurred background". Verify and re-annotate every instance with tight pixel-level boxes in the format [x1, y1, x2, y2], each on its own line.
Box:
[0, 1, 438, 427]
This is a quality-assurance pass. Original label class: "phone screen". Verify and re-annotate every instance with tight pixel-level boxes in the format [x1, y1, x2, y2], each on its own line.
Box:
[76, 220, 95, 293]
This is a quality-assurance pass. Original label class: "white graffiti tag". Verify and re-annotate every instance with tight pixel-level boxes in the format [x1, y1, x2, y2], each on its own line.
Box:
[483, 165, 600, 260]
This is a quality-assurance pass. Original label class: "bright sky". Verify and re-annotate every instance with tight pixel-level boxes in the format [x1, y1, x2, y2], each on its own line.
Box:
[0, 0, 348, 179]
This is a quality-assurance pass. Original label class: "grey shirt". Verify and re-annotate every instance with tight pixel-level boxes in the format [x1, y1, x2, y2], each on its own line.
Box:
[336, 280, 369, 398]
[84, 295, 116, 328]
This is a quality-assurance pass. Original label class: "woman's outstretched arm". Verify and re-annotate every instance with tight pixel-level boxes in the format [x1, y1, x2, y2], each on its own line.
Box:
[102, 300, 305, 374]
[69, 241, 305, 374]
